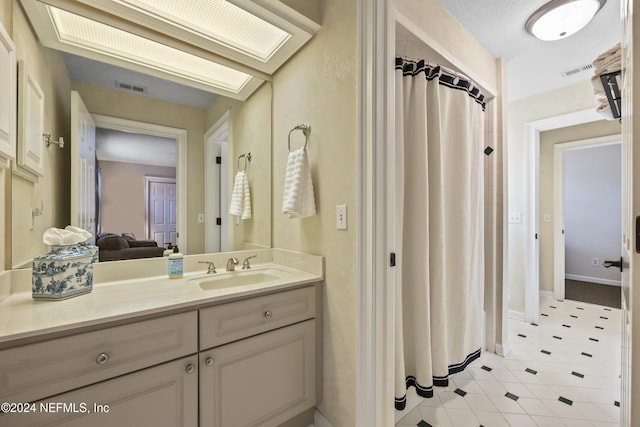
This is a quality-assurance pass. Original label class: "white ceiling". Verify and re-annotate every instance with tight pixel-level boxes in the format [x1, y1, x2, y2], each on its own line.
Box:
[96, 128, 176, 168]
[437, 0, 621, 101]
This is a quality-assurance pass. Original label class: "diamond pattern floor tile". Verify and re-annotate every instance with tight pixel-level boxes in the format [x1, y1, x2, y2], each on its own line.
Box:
[394, 296, 621, 427]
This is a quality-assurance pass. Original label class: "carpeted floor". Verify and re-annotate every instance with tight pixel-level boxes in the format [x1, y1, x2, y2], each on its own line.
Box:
[565, 279, 621, 309]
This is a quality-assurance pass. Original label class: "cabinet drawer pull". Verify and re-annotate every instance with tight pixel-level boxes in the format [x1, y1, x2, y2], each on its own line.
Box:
[96, 353, 110, 365]
[264, 311, 273, 319]
[186, 363, 196, 374]
[205, 357, 214, 366]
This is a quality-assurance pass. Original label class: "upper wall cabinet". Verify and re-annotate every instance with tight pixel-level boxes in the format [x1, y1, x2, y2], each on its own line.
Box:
[14, 60, 45, 182]
[19, 0, 321, 101]
[0, 23, 17, 169]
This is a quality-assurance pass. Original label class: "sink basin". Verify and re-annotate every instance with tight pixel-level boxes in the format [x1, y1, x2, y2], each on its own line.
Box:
[193, 268, 294, 291]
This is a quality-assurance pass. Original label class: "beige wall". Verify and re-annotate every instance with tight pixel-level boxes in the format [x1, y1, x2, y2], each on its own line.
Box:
[0, 5, 9, 271]
[271, 0, 357, 424]
[507, 80, 604, 313]
[538, 120, 621, 292]
[99, 161, 176, 240]
[71, 81, 206, 254]
[8, 2, 71, 268]
[206, 83, 272, 251]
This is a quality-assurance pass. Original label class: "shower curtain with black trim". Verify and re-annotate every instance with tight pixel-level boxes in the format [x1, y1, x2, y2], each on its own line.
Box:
[394, 57, 486, 411]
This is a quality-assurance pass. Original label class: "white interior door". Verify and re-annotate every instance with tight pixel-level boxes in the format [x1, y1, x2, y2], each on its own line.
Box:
[204, 114, 229, 253]
[621, 0, 638, 423]
[147, 178, 177, 248]
[70, 91, 96, 244]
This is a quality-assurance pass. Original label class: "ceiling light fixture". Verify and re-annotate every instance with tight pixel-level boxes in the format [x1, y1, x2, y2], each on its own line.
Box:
[525, 0, 606, 41]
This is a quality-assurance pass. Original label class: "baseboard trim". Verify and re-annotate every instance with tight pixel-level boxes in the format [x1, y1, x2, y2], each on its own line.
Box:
[540, 290, 554, 298]
[508, 310, 525, 321]
[565, 274, 621, 287]
[313, 409, 333, 427]
[495, 342, 512, 357]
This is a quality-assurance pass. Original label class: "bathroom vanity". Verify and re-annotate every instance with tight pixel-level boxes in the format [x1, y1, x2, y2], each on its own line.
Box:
[0, 249, 323, 427]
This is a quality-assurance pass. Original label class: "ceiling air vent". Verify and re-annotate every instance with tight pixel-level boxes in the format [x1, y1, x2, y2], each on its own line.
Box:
[115, 81, 147, 93]
[561, 63, 593, 77]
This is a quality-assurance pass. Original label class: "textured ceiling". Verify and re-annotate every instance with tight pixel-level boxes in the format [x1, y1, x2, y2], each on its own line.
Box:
[437, 0, 621, 101]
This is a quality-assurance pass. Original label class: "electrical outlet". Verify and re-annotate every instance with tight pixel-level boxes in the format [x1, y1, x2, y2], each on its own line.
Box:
[336, 205, 348, 230]
[592, 258, 600, 267]
[197, 213, 205, 223]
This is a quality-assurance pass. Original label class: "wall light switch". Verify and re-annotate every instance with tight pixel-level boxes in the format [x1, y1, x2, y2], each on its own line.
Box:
[543, 214, 552, 223]
[197, 213, 205, 224]
[508, 212, 522, 224]
[336, 205, 348, 230]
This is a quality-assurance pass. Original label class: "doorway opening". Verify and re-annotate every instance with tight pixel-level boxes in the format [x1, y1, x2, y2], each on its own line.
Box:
[552, 136, 622, 308]
[92, 115, 188, 251]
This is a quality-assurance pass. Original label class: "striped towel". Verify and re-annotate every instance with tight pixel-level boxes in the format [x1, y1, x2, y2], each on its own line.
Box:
[282, 148, 316, 218]
[229, 170, 252, 219]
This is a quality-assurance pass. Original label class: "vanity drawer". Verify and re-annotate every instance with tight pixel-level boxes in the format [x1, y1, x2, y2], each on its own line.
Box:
[199, 286, 316, 350]
[0, 311, 197, 404]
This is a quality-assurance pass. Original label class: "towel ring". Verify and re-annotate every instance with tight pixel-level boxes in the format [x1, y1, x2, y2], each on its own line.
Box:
[237, 153, 251, 171]
[288, 124, 311, 151]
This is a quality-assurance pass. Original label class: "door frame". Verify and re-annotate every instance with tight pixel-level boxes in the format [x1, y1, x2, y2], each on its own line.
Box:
[524, 108, 601, 322]
[144, 176, 177, 245]
[204, 112, 230, 253]
[92, 115, 188, 252]
[552, 136, 622, 300]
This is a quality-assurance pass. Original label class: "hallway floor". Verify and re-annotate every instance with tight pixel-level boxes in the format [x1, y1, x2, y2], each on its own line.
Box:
[395, 295, 621, 426]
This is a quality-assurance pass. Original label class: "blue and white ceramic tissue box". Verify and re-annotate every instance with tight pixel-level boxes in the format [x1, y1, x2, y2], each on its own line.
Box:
[32, 245, 94, 300]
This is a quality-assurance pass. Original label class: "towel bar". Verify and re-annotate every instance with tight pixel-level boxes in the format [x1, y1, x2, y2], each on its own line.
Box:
[288, 124, 311, 151]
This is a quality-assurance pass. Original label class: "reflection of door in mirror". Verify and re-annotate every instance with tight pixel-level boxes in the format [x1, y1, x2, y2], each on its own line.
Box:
[205, 114, 230, 253]
[70, 91, 97, 245]
[146, 177, 177, 248]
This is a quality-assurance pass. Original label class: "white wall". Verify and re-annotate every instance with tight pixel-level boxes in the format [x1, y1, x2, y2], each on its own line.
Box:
[507, 80, 597, 313]
[564, 144, 621, 284]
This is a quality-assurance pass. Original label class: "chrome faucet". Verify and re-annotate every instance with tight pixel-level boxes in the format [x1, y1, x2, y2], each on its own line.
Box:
[198, 261, 216, 274]
[242, 255, 257, 269]
[226, 257, 239, 271]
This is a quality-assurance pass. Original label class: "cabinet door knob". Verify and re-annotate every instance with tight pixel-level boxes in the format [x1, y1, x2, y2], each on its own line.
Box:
[186, 363, 196, 374]
[205, 357, 214, 366]
[96, 353, 110, 365]
[264, 311, 273, 319]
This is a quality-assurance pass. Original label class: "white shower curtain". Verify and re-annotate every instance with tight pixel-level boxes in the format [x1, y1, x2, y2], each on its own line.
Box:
[394, 57, 486, 410]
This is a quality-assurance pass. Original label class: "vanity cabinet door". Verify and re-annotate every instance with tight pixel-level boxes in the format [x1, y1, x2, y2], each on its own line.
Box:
[199, 320, 316, 427]
[0, 355, 199, 427]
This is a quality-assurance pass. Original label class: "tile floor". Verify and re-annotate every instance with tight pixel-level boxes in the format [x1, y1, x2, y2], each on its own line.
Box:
[395, 295, 621, 426]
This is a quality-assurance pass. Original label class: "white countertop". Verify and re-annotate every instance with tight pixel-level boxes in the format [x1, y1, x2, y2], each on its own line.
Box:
[0, 249, 323, 346]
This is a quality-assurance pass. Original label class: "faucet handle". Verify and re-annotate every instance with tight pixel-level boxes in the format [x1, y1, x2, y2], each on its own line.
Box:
[242, 255, 257, 269]
[198, 261, 217, 274]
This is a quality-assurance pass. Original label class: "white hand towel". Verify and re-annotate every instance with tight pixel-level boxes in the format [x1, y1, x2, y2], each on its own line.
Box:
[241, 170, 252, 220]
[282, 148, 316, 218]
[229, 170, 252, 219]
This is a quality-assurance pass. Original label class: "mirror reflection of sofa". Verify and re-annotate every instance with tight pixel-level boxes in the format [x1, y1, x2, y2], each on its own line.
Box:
[96, 233, 164, 262]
